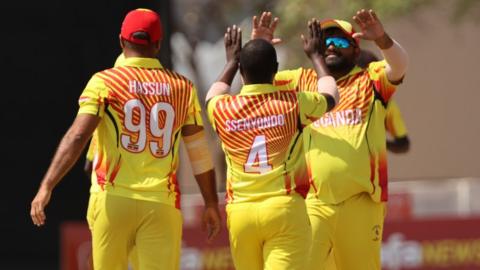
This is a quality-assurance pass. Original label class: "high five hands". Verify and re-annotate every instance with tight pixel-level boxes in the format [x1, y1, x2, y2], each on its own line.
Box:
[352, 9, 392, 49]
[251, 11, 282, 45]
[224, 25, 242, 64]
[301, 19, 324, 59]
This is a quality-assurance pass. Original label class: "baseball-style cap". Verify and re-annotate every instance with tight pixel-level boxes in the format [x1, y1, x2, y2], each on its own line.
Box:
[120, 8, 163, 45]
[320, 19, 359, 45]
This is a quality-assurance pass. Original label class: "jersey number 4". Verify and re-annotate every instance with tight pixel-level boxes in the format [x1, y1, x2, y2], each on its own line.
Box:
[121, 99, 174, 157]
[244, 135, 272, 174]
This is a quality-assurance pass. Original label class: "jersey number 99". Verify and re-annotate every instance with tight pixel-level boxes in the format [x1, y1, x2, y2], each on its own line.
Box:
[121, 99, 174, 157]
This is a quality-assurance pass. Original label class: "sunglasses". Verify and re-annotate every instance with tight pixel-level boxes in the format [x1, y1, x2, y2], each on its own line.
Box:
[325, 37, 352, 49]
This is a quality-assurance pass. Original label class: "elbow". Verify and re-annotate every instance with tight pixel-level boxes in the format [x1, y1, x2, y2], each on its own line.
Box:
[318, 76, 339, 111]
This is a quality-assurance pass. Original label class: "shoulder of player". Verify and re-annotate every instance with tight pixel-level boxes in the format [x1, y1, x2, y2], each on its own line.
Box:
[159, 69, 195, 87]
[366, 60, 388, 73]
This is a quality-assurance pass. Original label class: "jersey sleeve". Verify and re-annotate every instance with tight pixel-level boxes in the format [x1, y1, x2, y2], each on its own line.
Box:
[298, 92, 328, 126]
[206, 95, 227, 131]
[368, 60, 398, 103]
[385, 99, 408, 138]
[78, 74, 109, 117]
[274, 68, 303, 92]
[184, 85, 204, 127]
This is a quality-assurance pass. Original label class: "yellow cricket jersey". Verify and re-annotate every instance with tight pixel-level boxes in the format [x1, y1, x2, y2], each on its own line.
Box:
[78, 57, 203, 208]
[207, 84, 328, 203]
[275, 60, 397, 204]
[385, 99, 408, 138]
[85, 133, 103, 193]
[86, 134, 97, 162]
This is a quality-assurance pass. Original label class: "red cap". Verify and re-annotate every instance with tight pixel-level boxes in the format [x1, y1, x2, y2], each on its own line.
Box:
[121, 9, 163, 45]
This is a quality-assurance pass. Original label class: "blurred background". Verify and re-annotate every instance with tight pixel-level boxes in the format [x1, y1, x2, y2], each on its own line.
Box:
[2, 0, 480, 269]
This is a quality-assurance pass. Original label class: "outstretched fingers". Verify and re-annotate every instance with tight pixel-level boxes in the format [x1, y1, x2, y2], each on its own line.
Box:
[225, 27, 232, 46]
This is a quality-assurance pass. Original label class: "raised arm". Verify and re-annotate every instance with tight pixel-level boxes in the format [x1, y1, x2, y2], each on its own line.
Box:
[352, 9, 408, 83]
[302, 19, 339, 111]
[205, 25, 242, 102]
[251, 11, 282, 45]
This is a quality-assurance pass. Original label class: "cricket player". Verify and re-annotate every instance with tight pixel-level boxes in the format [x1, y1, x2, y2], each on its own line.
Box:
[205, 20, 339, 270]
[30, 8, 221, 270]
[252, 9, 409, 270]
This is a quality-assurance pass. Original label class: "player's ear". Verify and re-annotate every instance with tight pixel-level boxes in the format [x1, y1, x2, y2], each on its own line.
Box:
[271, 61, 279, 82]
[239, 65, 246, 83]
[353, 45, 361, 58]
[155, 39, 162, 51]
[119, 35, 125, 49]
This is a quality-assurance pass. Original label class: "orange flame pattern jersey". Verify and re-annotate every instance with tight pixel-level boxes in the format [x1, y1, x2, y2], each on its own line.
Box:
[207, 84, 328, 203]
[78, 57, 203, 208]
[275, 60, 397, 204]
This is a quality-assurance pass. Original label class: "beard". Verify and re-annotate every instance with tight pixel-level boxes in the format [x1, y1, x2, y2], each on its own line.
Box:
[325, 55, 355, 74]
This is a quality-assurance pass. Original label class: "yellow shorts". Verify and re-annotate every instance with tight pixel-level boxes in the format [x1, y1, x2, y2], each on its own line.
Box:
[89, 192, 182, 270]
[306, 192, 385, 270]
[226, 194, 312, 270]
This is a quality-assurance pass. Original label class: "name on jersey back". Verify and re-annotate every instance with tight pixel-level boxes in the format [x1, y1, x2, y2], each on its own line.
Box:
[225, 114, 285, 132]
[129, 80, 171, 96]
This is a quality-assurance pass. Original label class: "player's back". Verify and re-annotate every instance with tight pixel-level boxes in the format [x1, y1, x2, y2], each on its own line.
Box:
[79, 57, 200, 207]
[208, 85, 311, 203]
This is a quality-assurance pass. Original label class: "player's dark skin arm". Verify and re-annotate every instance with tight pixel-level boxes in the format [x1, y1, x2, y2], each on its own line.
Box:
[205, 25, 242, 102]
[218, 25, 242, 86]
[182, 124, 221, 241]
[387, 136, 410, 154]
[31, 114, 100, 226]
[303, 19, 336, 111]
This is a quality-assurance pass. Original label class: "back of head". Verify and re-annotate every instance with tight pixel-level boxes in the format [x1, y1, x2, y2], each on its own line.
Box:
[240, 39, 278, 84]
[120, 8, 163, 56]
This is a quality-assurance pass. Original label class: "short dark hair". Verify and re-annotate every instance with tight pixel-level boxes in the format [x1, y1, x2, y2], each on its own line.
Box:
[131, 31, 151, 42]
[240, 39, 278, 84]
[122, 31, 157, 52]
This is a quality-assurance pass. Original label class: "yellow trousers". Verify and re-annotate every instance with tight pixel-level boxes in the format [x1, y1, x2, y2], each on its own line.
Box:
[226, 194, 312, 270]
[306, 192, 385, 270]
[88, 192, 182, 270]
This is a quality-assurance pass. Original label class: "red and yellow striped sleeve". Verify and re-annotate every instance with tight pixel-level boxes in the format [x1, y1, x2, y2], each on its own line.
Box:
[368, 60, 397, 102]
[274, 68, 303, 91]
[206, 95, 227, 131]
[298, 92, 328, 126]
[184, 85, 203, 126]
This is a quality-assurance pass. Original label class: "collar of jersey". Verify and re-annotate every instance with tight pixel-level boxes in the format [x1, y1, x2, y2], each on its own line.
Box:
[239, 84, 277, 95]
[120, 57, 163, 69]
[337, 65, 363, 82]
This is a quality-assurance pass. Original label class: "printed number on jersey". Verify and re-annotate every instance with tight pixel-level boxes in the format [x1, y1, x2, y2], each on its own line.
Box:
[121, 99, 174, 157]
[244, 135, 272, 174]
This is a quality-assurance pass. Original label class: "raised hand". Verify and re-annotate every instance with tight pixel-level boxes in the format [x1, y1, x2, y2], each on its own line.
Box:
[352, 9, 386, 41]
[302, 19, 324, 59]
[225, 25, 242, 64]
[251, 11, 282, 45]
